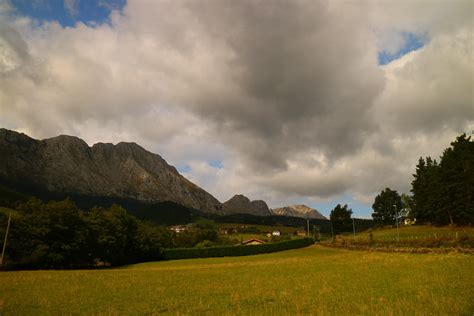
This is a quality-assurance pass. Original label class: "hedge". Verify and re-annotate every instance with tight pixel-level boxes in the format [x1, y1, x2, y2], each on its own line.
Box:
[162, 238, 314, 260]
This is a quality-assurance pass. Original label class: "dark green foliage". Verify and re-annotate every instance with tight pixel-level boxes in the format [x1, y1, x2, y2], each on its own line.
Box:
[173, 227, 219, 248]
[0, 180, 200, 226]
[411, 157, 441, 223]
[136, 221, 174, 261]
[1, 199, 89, 267]
[372, 188, 403, 225]
[162, 238, 314, 260]
[0, 198, 176, 269]
[411, 134, 474, 225]
[438, 134, 474, 224]
[83, 205, 140, 266]
[330, 204, 352, 234]
[0, 184, 29, 208]
[352, 218, 376, 233]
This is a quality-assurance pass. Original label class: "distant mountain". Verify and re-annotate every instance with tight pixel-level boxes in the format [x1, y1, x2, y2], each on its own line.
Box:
[0, 128, 222, 214]
[271, 205, 328, 220]
[222, 194, 272, 216]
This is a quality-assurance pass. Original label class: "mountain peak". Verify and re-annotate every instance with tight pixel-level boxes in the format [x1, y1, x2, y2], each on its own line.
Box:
[44, 134, 90, 149]
[271, 204, 328, 220]
[222, 194, 271, 216]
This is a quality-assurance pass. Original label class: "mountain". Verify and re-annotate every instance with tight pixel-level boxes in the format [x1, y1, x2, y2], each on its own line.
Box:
[222, 194, 272, 216]
[0, 128, 222, 214]
[271, 205, 328, 220]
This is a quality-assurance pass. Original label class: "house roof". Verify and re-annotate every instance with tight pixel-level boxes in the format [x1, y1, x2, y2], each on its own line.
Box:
[241, 238, 266, 245]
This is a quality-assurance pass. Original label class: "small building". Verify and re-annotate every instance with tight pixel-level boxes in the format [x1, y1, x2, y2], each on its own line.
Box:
[169, 225, 189, 233]
[404, 218, 416, 225]
[241, 238, 266, 245]
[296, 231, 307, 237]
[272, 231, 281, 236]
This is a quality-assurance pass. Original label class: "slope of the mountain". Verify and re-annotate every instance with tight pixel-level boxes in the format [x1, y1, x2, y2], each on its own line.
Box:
[222, 194, 272, 216]
[271, 204, 328, 220]
[0, 128, 222, 213]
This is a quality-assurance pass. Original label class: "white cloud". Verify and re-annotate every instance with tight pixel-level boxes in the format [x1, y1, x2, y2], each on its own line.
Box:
[64, 0, 79, 17]
[0, 0, 472, 215]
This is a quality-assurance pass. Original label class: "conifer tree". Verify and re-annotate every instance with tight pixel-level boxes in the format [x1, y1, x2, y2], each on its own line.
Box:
[372, 188, 402, 225]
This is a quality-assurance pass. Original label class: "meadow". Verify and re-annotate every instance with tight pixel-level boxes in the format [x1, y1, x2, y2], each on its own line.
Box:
[1, 245, 473, 315]
[357, 225, 474, 240]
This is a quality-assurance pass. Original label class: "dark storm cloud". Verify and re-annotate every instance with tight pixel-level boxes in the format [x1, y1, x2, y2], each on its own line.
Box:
[184, 1, 385, 170]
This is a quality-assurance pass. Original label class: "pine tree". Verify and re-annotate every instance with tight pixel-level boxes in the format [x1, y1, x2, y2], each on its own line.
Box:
[438, 134, 474, 225]
[411, 134, 474, 225]
[330, 204, 352, 233]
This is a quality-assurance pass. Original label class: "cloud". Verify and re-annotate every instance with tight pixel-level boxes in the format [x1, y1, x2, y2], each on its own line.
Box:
[0, 0, 12, 15]
[64, 0, 79, 17]
[376, 28, 474, 135]
[0, 22, 29, 73]
[0, 0, 472, 214]
[181, 1, 384, 170]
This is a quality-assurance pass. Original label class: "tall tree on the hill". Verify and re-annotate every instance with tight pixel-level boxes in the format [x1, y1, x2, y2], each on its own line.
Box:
[372, 188, 402, 225]
[438, 134, 474, 225]
[411, 134, 473, 225]
[411, 157, 441, 224]
[330, 204, 352, 233]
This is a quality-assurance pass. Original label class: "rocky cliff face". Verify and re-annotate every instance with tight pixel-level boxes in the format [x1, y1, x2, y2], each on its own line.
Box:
[271, 204, 328, 220]
[0, 128, 222, 213]
[222, 194, 272, 216]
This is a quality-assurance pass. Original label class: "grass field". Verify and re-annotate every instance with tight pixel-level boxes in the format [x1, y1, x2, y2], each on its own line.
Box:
[1, 245, 473, 315]
[358, 225, 474, 239]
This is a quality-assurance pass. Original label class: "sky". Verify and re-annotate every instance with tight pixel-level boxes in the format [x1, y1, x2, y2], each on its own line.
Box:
[0, 0, 473, 218]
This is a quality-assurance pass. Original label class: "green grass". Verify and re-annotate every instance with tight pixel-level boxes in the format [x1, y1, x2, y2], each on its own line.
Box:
[360, 225, 474, 239]
[1, 245, 473, 315]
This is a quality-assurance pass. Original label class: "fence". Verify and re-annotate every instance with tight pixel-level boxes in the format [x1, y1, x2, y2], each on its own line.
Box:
[332, 231, 474, 248]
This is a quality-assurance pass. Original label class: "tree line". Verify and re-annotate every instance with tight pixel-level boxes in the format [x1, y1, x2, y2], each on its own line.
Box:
[329, 204, 374, 234]
[0, 198, 226, 268]
[371, 134, 473, 226]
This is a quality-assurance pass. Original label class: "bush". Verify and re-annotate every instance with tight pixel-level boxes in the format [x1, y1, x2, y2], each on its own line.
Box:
[162, 238, 314, 260]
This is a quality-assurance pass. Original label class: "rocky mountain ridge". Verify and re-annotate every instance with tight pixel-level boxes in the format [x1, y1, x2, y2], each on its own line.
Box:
[271, 204, 328, 220]
[0, 128, 222, 213]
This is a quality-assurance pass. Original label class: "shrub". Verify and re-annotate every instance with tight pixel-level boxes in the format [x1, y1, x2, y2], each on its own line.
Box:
[162, 238, 314, 260]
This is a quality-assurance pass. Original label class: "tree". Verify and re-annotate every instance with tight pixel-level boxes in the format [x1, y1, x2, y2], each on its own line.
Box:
[410, 134, 473, 225]
[5, 198, 90, 267]
[411, 157, 441, 223]
[83, 204, 139, 265]
[136, 221, 173, 261]
[438, 134, 474, 225]
[330, 204, 352, 234]
[372, 188, 402, 225]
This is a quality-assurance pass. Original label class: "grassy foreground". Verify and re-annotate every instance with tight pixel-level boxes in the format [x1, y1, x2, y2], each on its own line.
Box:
[1, 245, 473, 315]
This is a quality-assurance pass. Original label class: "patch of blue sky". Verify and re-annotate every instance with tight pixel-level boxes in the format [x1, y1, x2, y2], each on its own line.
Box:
[378, 32, 426, 65]
[177, 165, 191, 174]
[10, 0, 126, 27]
[208, 159, 223, 169]
[310, 194, 372, 219]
